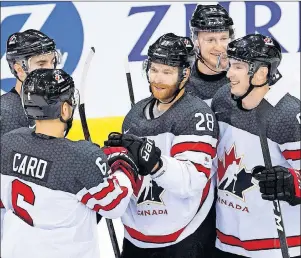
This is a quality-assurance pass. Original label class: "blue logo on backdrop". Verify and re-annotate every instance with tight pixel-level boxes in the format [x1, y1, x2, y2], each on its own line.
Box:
[128, 1, 301, 61]
[1, 2, 84, 93]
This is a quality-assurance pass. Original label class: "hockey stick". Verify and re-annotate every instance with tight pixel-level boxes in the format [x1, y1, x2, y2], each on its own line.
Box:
[124, 58, 135, 107]
[256, 99, 290, 258]
[78, 47, 121, 258]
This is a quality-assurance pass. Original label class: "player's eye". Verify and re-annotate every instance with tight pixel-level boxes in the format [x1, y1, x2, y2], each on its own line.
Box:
[150, 68, 157, 73]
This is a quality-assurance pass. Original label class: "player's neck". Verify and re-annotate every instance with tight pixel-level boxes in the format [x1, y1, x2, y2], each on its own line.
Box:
[197, 59, 220, 76]
[15, 80, 22, 95]
[157, 87, 185, 112]
[35, 120, 65, 138]
[241, 85, 270, 110]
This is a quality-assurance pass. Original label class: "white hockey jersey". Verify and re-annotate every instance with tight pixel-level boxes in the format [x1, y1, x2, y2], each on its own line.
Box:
[0, 128, 133, 258]
[211, 85, 301, 258]
[121, 93, 219, 248]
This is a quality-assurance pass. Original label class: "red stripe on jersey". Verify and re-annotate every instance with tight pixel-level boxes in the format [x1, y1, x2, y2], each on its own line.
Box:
[125, 225, 185, 244]
[93, 186, 128, 212]
[282, 149, 301, 161]
[171, 142, 216, 158]
[81, 179, 115, 205]
[193, 163, 211, 178]
[0, 199, 4, 208]
[217, 230, 301, 250]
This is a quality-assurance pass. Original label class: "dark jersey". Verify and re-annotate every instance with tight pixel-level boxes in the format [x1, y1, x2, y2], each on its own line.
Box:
[0, 88, 34, 136]
[121, 93, 219, 248]
[0, 128, 133, 258]
[211, 85, 301, 258]
[185, 61, 229, 106]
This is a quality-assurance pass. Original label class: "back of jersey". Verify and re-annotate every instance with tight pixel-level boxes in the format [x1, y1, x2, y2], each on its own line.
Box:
[1, 128, 101, 258]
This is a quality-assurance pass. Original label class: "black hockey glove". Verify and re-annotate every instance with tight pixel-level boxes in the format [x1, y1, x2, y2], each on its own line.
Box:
[252, 165, 301, 206]
[104, 133, 162, 176]
[102, 146, 139, 188]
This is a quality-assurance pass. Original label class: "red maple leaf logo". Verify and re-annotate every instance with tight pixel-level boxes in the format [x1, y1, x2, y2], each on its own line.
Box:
[55, 74, 61, 82]
[263, 37, 274, 46]
[218, 145, 242, 183]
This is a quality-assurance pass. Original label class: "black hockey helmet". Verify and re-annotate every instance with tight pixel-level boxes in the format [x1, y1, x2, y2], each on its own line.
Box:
[21, 69, 77, 121]
[146, 33, 194, 69]
[227, 34, 282, 86]
[144, 33, 194, 104]
[6, 29, 58, 78]
[190, 4, 234, 40]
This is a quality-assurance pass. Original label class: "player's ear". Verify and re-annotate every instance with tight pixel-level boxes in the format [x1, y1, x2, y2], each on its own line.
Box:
[61, 102, 71, 120]
[255, 66, 269, 83]
[182, 67, 191, 82]
[13, 62, 26, 81]
[184, 67, 191, 78]
[193, 32, 200, 48]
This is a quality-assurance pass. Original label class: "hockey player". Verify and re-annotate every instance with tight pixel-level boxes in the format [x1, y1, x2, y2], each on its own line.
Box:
[211, 34, 301, 258]
[104, 33, 219, 257]
[1, 29, 58, 136]
[0, 69, 138, 258]
[186, 4, 234, 106]
[0, 29, 58, 245]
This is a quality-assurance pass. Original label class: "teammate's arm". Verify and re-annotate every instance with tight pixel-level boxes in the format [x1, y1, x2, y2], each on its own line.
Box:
[105, 110, 218, 198]
[253, 108, 301, 206]
[152, 133, 217, 198]
[75, 148, 135, 219]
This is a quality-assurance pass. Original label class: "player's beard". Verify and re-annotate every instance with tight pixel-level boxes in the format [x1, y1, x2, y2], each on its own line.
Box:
[150, 82, 178, 103]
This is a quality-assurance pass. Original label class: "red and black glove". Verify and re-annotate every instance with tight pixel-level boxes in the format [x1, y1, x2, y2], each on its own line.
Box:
[104, 133, 162, 176]
[102, 146, 139, 188]
[252, 165, 301, 206]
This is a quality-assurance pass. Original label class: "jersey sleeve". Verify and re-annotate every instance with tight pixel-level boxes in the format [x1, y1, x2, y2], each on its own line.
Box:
[75, 146, 133, 219]
[275, 100, 301, 200]
[278, 113, 301, 171]
[274, 97, 301, 171]
[151, 108, 218, 198]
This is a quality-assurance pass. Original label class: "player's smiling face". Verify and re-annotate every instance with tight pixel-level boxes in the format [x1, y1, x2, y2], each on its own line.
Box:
[149, 62, 179, 102]
[196, 31, 230, 71]
[227, 59, 250, 96]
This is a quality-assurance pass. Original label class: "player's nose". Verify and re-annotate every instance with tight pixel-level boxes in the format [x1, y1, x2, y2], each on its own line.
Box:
[226, 67, 233, 78]
[46, 62, 55, 69]
[152, 73, 164, 84]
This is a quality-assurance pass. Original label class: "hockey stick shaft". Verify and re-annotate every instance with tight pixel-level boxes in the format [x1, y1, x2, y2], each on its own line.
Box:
[78, 103, 91, 141]
[256, 100, 290, 258]
[124, 58, 135, 106]
[78, 47, 121, 258]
